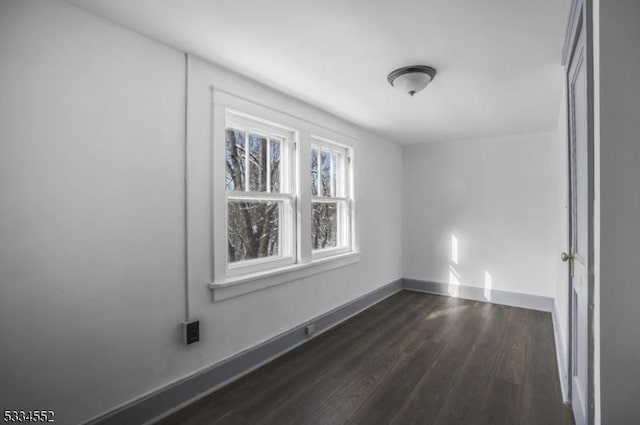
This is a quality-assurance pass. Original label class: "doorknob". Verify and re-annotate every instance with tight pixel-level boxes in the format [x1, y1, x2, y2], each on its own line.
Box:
[561, 252, 573, 262]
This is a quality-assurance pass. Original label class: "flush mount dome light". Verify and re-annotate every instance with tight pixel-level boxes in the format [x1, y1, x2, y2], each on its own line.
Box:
[387, 65, 437, 96]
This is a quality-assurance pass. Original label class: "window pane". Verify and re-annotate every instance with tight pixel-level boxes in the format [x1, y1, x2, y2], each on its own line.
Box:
[311, 147, 318, 196]
[225, 128, 246, 191]
[312, 202, 337, 249]
[270, 138, 281, 193]
[331, 152, 338, 197]
[228, 201, 280, 263]
[248, 133, 267, 192]
[321, 150, 332, 197]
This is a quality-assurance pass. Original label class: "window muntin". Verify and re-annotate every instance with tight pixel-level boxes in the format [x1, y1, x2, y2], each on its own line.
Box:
[225, 111, 296, 274]
[311, 138, 352, 256]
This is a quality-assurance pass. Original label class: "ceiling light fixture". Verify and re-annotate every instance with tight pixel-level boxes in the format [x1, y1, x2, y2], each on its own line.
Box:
[387, 65, 437, 96]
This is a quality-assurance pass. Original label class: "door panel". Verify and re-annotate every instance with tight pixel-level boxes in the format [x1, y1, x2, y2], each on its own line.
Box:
[568, 25, 589, 425]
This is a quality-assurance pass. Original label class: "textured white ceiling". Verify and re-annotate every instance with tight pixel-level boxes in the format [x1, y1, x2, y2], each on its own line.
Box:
[66, 0, 570, 144]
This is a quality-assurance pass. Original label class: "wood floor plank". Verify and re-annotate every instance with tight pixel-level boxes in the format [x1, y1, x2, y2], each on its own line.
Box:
[159, 293, 574, 425]
[294, 296, 450, 425]
[494, 307, 530, 385]
[431, 303, 511, 425]
[387, 300, 489, 425]
[473, 377, 521, 425]
[345, 297, 479, 425]
[256, 294, 446, 425]
[212, 292, 431, 425]
[520, 310, 572, 425]
[159, 292, 415, 425]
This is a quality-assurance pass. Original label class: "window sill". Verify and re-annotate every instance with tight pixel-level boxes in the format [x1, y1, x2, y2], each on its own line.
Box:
[209, 251, 361, 302]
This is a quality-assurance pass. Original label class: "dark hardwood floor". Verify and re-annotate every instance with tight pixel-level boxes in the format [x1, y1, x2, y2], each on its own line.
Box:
[160, 292, 574, 425]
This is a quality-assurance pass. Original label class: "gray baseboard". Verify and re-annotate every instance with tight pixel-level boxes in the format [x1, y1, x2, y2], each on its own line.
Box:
[84, 279, 403, 425]
[402, 278, 554, 312]
[552, 299, 570, 404]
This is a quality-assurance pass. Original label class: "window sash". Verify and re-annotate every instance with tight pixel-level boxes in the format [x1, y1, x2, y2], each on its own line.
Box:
[311, 199, 351, 253]
[310, 142, 348, 199]
[310, 137, 352, 258]
[224, 111, 297, 276]
[226, 194, 296, 276]
[226, 120, 291, 195]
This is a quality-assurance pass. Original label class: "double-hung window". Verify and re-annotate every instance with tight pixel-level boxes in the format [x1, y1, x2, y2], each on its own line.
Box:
[211, 93, 359, 300]
[310, 137, 352, 259]
[225, 110, 297, 276]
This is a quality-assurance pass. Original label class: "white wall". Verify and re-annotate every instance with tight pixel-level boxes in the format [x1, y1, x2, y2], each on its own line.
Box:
[597, 0, 640, 422]
[0, 1, 403, 423]
[403, 131, 565, 299]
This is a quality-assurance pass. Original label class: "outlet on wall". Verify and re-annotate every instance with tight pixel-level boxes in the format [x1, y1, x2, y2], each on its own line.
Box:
[183, 320, 200, 345]
[305, 324, 315, 336]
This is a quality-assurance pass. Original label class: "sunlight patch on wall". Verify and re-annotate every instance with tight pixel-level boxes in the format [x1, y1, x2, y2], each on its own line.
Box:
[451, 234, 459, 265]
[448, 264, 460, 297]
[484, 270, 493, 301]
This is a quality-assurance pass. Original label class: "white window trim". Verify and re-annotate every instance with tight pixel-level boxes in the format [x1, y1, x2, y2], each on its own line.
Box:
[209, 251, 360, 302]
[210, 89, 359, 301]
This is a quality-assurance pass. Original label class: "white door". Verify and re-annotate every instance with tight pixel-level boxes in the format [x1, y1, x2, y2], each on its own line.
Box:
[564, 24, 590, 425]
